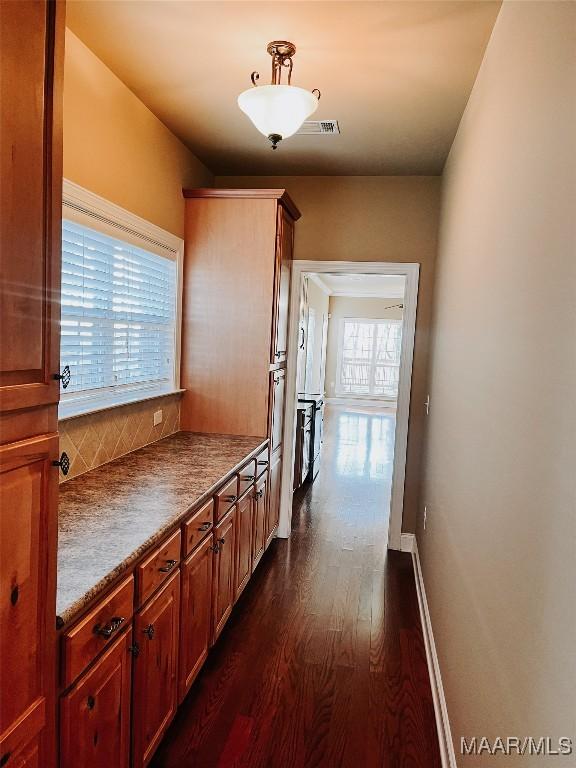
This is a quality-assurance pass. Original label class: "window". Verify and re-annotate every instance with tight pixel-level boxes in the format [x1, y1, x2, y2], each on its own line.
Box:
[336, 318, 402, 399]
[59, 182, 182, 418]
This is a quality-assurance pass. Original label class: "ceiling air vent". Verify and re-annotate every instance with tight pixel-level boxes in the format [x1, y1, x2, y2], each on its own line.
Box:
[296, 119, 340, 135]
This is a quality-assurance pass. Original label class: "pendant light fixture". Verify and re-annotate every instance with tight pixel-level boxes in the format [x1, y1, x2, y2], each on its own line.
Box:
[238, 41, 321, 150]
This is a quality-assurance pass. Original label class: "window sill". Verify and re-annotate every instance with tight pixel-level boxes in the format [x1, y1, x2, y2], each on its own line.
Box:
[58, 387, 185, 422]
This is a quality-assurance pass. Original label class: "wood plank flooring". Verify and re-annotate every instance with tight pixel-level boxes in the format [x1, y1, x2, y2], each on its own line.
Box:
[152, 406, 441, 768]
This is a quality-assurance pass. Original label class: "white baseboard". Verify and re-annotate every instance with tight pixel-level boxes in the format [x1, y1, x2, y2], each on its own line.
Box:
[408, 536, 457, 768]
[400, 532, 416, 552]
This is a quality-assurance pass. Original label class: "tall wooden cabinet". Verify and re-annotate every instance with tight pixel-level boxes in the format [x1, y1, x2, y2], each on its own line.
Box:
[0, 2, 64, 767]
[181, 189, 300, 543]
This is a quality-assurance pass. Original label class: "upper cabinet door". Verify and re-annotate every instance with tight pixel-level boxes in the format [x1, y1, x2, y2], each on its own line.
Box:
[0, 0, 64, 413]
[271, 207, 294, 366]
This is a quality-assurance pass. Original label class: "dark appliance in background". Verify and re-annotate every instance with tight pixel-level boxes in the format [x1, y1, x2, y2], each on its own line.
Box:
[293, 393, 324, 491]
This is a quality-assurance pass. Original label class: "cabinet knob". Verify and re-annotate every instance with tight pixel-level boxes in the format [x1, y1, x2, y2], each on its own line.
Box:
[223, 494, 237, 503]
[87, 695, 95, 710]
[255, 489, 264, 499]
[94, 616, 125, 638]
[218, 537, 226, 546]
[159, 558, 178, 573]
[53, 364, 71, 389]
[142, 624, 155, 640]
[53, 452, 70, 476]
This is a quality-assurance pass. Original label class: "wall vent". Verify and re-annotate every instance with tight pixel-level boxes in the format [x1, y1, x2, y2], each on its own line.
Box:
[296, 119, 340, 135]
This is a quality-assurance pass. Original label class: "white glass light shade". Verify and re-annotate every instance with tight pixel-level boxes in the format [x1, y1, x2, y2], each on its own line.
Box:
[237, 84, 318, 140]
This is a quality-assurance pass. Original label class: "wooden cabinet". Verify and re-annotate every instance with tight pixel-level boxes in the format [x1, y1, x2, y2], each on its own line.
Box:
[0, 0, 63, 414]
[179, 537, 213, 703]
[0, 434, 58, 766]
[132, 571, 180, 768]
[61, 576, 134, 687]
[0, 3, 64, 765]
[60, 630, 132, 768]
[270, 368, 286, 457]
[181, 189, 299, 450]
[267, 455, 282, 547]
[252, 474, 268, 571]
[135, 529, 181, 606]
[234, 492, 253, 602]
[272, 207, 294, 366]
[211, 508, 236, 643]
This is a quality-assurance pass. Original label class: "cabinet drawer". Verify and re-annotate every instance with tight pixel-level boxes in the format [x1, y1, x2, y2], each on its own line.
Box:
[214, 475, 238, 521]
[255, 446, 269, 478]
[183, 499, 214, 556]
[238, 459, 257, 498]
[136, 529, 181, 607]
[62, 576, 134, 687]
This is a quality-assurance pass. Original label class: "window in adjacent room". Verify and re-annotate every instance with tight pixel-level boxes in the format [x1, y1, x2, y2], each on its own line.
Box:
[59, 182, 183, 418]
[336, 318, 402, 399]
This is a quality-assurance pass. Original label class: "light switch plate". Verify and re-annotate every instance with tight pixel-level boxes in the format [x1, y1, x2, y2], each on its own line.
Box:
[153, 409, 163, 427]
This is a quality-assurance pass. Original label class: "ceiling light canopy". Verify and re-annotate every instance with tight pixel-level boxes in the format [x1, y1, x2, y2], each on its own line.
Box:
[238, 41, 321, 150]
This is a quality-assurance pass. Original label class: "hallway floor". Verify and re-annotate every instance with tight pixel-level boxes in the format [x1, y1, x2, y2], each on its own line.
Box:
[152, 406, 440, 768]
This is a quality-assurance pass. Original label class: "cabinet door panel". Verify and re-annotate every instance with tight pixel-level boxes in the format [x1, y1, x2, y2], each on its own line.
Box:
[252, 476, 268, 571]
[266, 455, 282, 547]
[272, 207, 293, 365]
[234, 493, 253, 602]
[179, 537, 213, 702]
[0, 434, 57, 753]
[270, 369, 286, 456]
[211, 509, 236, 643]
[60, 630, 132, 768]
[133, 570, 180, 768]
[0, 0, 63, 411]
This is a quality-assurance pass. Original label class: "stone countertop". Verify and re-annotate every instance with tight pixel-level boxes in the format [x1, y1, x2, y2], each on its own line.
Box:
[57, 431, 267, 626]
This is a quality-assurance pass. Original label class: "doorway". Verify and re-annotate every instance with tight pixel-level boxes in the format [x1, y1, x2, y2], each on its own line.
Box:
[278, 261, 419, 550]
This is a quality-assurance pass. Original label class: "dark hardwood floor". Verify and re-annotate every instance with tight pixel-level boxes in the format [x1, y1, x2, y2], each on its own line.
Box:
[152, 406, 441, 768]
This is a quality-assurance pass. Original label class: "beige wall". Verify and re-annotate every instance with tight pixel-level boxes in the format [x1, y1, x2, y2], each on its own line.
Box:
[419, 2, 576, 761]
[217, 175, 441, 532]
[325, 296, 404, 399]
[64, 29, 213, 237]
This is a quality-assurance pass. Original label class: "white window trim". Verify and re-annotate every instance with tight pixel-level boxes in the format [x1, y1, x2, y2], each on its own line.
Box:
[334, 316, 402, 400]
[59, 180, 184, 420]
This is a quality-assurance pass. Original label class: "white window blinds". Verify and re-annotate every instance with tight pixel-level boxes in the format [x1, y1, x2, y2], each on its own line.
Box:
[60, 219, 177, 400]
[337, 318, 402, 399]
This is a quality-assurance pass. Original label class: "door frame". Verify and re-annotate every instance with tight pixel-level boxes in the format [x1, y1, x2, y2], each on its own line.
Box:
[278, 260, 420, 551]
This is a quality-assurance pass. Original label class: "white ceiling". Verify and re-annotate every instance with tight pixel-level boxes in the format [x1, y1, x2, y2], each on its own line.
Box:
[312, 273, 405, 299]
[66, 0, 501, 175]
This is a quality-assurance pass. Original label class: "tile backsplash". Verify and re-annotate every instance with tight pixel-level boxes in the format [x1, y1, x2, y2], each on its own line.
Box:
[58, 394, 181, 482]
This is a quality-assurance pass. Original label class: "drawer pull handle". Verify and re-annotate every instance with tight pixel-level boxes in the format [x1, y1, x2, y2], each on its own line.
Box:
[143, 623, 155, 640]
[198, 522, 212, 532]
[94, 616, 125, 638]
[257, 461, 268, 466]
[159, 558, 178, 573]
[275, 350, 286, 357]
[223, 494, 237, 503]
[241, 475, 255, 482]
[255, 489, 264, 499]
